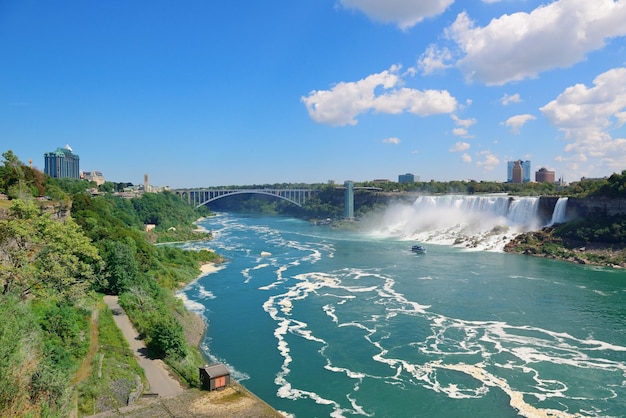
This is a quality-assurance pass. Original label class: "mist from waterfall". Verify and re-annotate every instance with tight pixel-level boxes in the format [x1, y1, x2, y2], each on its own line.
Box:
[361, 194, 554, 252]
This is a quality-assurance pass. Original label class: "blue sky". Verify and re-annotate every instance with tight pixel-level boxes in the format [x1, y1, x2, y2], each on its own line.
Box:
[1, 0, 626, 188]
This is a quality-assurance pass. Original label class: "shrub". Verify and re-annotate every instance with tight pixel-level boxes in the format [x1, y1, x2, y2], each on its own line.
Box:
[149, 318, 187, 360]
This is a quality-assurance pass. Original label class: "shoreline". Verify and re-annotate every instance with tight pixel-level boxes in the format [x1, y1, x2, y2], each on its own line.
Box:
[199, 262, 221, 275]
[180, 260, 285, 417]
[504, 229, 626, 268]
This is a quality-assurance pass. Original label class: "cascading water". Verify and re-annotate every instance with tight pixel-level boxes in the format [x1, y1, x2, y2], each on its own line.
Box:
[363, 194, 564, 252]
[549, 197, 569, 225]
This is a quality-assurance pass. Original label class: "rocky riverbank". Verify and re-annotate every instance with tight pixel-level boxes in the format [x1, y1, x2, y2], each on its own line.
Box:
[504, 227, 626, 268]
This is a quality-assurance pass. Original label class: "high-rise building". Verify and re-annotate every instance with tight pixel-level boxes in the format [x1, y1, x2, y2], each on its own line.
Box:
[535, 167, 556, 183]
[511, 161, 523, 184]
[523, 161, 531, 183]
[507, 160, 531, 183]
[44, 145, 80, 179]
[398, 173, 415, 183]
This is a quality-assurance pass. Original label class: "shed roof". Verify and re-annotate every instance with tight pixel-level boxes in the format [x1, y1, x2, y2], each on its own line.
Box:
[202, 364, 230, 378]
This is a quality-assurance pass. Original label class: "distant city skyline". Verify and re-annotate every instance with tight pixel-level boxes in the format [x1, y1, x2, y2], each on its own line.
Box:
[2, 1, 626, 188]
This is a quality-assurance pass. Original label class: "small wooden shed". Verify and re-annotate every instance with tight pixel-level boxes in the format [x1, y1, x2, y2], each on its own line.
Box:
[199, 364, 231, 391]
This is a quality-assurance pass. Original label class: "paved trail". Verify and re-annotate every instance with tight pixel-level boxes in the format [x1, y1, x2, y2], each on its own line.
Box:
[103, 295, 183, 397]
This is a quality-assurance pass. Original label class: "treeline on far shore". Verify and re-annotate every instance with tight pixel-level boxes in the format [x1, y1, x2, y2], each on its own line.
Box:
[211, 171, 626, 260]
[0, 150, 221, 417]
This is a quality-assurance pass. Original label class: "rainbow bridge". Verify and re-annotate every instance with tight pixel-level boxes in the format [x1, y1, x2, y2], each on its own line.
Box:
[173, 188, 318, 208]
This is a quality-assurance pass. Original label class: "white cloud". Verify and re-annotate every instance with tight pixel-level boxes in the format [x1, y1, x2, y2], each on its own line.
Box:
[503, 114, 536, 134]
[383, 137, 401, 144]
[451, 114, 476, 128]
[418, 45, 453, 75]
[500, 93, 521, 106]
[451, 114, 476, 137]
[462, 153, 472, 163]
[540, 67, 626, 177]
[476, 151, 499, 171]
[301, 66, 458, 126]
[450, 141, 470, 152]
[452, 128, 469, 137]
[339, 0, 454, 30]
[446, 0, 626, 85]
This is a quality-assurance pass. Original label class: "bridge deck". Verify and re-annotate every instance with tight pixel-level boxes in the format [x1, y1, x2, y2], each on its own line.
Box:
[174, 188, 317, 207]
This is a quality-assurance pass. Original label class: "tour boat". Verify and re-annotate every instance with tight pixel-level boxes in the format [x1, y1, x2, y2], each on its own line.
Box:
[411, 245, 426, 254]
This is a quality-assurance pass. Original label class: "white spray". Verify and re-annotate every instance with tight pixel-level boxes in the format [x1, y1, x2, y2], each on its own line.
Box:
[362, 195, 558, 252]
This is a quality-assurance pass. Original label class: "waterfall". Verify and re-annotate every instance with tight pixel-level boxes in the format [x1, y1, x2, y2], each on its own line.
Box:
[363, 194, 546, 252]
[412, 195, 540, 228]
[507, 197, 541, 229]
[549, 197, 569, 225]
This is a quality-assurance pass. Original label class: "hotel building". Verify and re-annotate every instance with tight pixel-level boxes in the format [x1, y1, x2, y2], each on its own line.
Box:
[44, 145, 80, 179]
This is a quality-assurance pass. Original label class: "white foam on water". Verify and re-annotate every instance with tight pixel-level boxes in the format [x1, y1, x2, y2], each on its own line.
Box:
[242, 263, 270, 283]
[433, 362, 579, 418]
[280, 266, 626, 417]
[262, 270, 383, 417]
[196, 285, 216, 300]
[323, 304, 338, 323]
[175, 290, 207, 316]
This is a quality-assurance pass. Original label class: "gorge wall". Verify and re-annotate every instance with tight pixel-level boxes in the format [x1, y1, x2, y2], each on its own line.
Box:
[565, 197, 626, 219]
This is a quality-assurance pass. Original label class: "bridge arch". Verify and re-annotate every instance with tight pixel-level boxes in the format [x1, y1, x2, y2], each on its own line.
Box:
[196, 190, 303, 208]
[175, 188, 317, 208]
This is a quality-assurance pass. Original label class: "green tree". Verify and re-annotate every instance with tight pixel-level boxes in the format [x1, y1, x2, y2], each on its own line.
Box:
[149, 318, 187, 359]
[0, 203, 40, 297]
[0, 150, 28, 198]
[593, 170, 626, 197]
[0, 200, 103, 301]
[101, 239, 138, 294]
[35, 216, 103, 302]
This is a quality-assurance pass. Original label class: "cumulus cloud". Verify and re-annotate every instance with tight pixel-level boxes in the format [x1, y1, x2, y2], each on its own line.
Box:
[418, 45, 453, 75]
[540, 67, 626, 177]
[383, 137, 401, 144]
[446, 0, 626, 85]
[462, 153, 472, 163]
[503, 114, 536, 134]
[450, 141, 470, 152]
[452, 128, 469, 137]
[500, 93, 521, 106]
[301, 66, 458, 126]
[452, 114, 476, 127]
[476, 151, 499, 171]
[339, 0, 454, 30]
[451, 114, 476, 138]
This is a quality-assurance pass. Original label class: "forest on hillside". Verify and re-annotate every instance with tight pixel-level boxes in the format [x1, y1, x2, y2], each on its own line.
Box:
[0, 151, 220, 417]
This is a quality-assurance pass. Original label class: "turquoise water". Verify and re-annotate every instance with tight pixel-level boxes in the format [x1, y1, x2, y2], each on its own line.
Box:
[178, 213, 626, 417]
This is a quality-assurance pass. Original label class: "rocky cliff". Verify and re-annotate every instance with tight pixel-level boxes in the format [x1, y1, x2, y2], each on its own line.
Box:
[566, 197, 626, 219]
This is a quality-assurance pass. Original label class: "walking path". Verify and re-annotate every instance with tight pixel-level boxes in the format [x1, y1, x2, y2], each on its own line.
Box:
[103, 295, 183, 397]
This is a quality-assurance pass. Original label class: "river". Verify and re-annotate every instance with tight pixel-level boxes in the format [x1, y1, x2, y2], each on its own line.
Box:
[177, 196, 626, 417]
